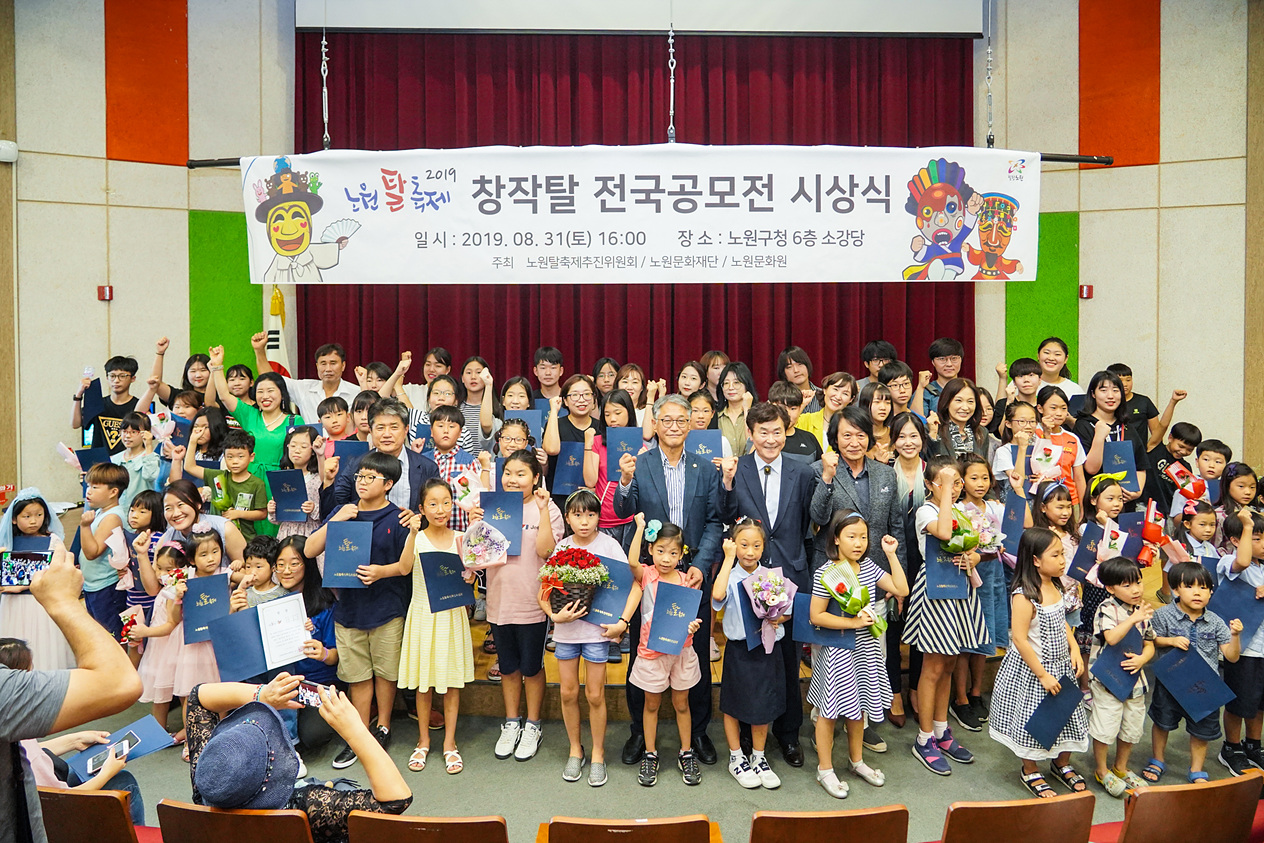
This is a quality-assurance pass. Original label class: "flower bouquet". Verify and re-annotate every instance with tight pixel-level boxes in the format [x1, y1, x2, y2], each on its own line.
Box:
[453, 468, 483, 512]
[461, 520, 510, 570]
[820, 562, 885, 638]
[741, 567, 797, 654]
[962, 502, 1004, 556]
[538, 546, 610, 614]
[1164, 462, 1207, 502]
[159, 567, 188, 590]
[941, 507, 980, 555]
[1027, 439, 1064, 489]
[119, 605, 144, 646]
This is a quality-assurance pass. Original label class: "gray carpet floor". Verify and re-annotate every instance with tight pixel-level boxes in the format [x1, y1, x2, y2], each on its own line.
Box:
[52, 699, 1217, 843]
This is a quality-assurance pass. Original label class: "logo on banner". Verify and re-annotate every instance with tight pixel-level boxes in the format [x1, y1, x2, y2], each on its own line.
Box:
[903, 157, 1025, 282]
[254, 156, 360, 285]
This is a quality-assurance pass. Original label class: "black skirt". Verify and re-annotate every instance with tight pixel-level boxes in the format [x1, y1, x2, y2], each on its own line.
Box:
[719, 635, 786, 725]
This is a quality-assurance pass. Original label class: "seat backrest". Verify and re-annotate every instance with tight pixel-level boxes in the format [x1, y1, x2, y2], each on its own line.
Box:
[942, 791, 1095, 843]
[751, 806, 908, 843]
[544, 815, 712, 843]
[156, 798, 315, 843]
[347, 811, 508, 843]
[39, 788, 138, 843]
[1115, 768, 1264, 843]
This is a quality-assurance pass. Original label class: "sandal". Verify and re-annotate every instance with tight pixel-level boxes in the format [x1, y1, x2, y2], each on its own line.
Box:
[408, 746, 429, 772]
[182, 744, 190, 763]
[1188, 770, 1210, 784]
[171, 728, 186, 745]
[482, 636, 497, 654]
[1021, 771, 1055, 799]
[1141, 758, 1166, 783]
[444, 748, 463, 774]
[1096, 769, 1127, 798]
[1050, 762, 1087, 793]
[487, 663, 502, 681]
[1119, 769, 1150, 789]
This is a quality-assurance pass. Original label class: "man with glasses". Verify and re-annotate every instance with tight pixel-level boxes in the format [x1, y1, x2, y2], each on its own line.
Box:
[614, 394, 724, 767]
[325, 398, 439, 518]
[915, 337, 966, 419]
[72, 355, 140, 453]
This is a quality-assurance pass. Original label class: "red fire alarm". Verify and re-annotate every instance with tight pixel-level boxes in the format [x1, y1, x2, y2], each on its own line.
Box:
[97, 285, 113, 301]
[1079, 285, 1094, 299]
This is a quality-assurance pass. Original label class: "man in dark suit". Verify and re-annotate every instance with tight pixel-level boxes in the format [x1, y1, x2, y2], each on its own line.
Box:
[718, 401, 815, 767]
[614, 394, 724, 766]
[322, 398, 439, 517]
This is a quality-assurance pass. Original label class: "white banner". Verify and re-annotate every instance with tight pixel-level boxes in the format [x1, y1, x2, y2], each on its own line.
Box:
[240, 144, 1039, 285]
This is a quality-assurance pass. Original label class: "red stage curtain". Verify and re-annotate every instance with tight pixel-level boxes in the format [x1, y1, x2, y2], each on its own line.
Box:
[294, 32, 975, 388]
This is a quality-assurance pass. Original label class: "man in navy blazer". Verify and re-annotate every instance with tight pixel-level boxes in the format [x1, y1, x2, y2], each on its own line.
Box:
[614, 393, 724, 766]
[718, 402, 815, 767]
[322, 398, 439, 517]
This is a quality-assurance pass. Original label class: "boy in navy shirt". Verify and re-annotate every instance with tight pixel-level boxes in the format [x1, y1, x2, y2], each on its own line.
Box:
[305, 450, 418, 770]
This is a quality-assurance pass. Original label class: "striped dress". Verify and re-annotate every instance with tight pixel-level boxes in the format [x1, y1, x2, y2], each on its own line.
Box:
[806, 559, 889, 722]
[902, 503, 989, 655]
[397, 530, 475, 692]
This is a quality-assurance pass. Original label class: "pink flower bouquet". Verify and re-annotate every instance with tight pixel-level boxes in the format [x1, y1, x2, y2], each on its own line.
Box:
[461, 520, 510, 570]
[741, 567, 797, 654]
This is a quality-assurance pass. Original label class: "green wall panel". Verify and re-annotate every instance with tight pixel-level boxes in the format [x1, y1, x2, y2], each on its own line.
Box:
[1006, 211, 1080, 380]
[189, 210, 261, 372]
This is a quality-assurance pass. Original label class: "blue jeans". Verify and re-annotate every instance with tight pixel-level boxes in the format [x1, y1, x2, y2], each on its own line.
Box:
[68, 769, 144, 826]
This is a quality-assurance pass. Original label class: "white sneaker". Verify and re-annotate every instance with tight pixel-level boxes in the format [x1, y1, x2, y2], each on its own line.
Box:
[495, 721, 521, 759]
[728, 755, 760, 788]
[514, 722, 542, 761]
[473, 597, 487, 621]
[295, 752, 307, 779]
[751, 756, 781, 789]
[710, 637, 721, 662]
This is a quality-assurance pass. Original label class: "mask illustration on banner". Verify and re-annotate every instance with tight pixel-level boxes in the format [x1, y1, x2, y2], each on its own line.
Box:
[254, 156, 359, 284]
[903, 157, 984, 281]
[964, 192, 1024, 280]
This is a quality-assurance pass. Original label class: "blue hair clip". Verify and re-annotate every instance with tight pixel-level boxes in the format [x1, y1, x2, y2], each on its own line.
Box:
[645, 519, 662, 542]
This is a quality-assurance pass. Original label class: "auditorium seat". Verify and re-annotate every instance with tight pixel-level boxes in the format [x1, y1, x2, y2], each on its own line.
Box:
[1087, 769, 1264, 843]
[156, 798, 314, 843]
[348, 810, 509, 843]
[750, 805, 908, 843]
[535, 814, 720, 843]
[38, 788, 163, 843]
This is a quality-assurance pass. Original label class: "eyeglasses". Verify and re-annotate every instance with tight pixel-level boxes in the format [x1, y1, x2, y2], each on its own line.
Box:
[933, 356, 963, 365]
[1011, 418, 1038, 427]
[566, 392, 594, 401]
[431, 390, 455, 398]
[657, 417, 689, 429]
[500, 436, 528, 446]
[353, 472, 384, 483]
[106, 373, 131, 381]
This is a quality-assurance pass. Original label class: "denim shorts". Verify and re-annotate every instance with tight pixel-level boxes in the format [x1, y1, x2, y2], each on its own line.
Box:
[554, 641, 610, 663]
[1149, 681, 1222, 741]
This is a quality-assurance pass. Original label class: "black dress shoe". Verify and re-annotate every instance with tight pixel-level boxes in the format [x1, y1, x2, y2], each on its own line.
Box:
[621, 732, 645, 765]
[779, 740, 805, 768]
[692, 732, 718, 765]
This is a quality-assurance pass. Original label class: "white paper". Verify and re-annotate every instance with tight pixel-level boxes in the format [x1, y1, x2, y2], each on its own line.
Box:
[258, 592, 308, 670]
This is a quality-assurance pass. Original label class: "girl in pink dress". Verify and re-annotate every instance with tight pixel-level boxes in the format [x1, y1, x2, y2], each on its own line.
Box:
[131, 528, 224, 748]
